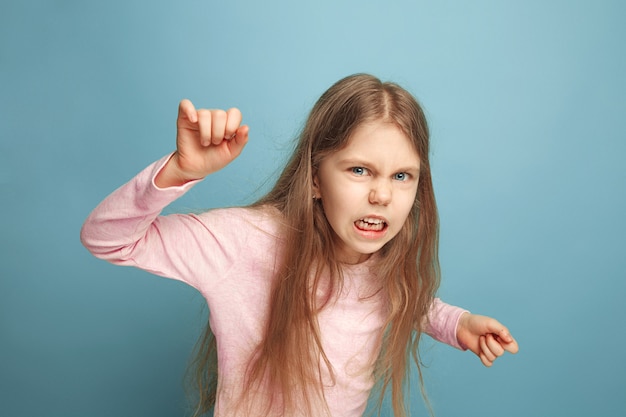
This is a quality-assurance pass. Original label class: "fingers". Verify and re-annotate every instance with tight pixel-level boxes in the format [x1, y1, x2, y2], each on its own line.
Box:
[210, 110, 227, 145]
[489, 324, 519, 355]
[197, 109, 213, 146]
[478, 331, 520, 367]
[479, 335, 494, 366]
[480, 334, 504, 365]
[479, 352, 494, 367]
[225, 108, 243, 139]
[193, 107, 242, 146]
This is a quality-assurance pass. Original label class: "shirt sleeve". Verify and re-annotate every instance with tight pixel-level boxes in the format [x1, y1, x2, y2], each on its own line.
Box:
[79, 154, 232, 290]
[424, 298, 469, 350]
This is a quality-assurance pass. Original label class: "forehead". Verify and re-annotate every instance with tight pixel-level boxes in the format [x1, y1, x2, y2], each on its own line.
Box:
[333, 121, 420, 168]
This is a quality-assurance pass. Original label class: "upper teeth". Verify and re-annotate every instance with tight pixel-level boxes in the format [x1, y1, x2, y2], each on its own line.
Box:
[361, 217, 384, 224]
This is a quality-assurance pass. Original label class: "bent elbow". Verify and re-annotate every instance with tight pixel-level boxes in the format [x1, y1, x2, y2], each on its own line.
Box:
[79, 219, 130, 263]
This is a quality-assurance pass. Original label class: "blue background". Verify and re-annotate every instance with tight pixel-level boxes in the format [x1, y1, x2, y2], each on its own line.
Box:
[2, 1, 625, 416]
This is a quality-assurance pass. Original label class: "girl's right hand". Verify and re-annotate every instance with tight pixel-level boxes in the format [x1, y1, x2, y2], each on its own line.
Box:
[155, 99, 249, 187]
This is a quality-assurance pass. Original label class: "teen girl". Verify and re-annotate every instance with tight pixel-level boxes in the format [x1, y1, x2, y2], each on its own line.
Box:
[81, 74, 518, 417]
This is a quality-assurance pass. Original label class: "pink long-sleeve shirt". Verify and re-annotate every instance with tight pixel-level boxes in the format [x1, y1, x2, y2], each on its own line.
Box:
[80, 155, 467, 416]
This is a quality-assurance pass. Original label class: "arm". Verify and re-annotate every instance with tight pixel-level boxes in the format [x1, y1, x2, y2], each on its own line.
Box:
[80, 100, 250, 283]
[424, 300, 519, 367]
[424, 298, 468, 350]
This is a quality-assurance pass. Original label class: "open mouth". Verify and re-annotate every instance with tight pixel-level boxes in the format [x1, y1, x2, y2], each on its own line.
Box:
[355, 217, 387, 232]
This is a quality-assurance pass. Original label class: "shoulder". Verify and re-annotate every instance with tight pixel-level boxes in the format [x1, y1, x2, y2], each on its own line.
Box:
[193, 204, 285, 243]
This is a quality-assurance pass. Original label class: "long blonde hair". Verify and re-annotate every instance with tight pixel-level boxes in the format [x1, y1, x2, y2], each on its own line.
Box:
[189, 73, 440, 416]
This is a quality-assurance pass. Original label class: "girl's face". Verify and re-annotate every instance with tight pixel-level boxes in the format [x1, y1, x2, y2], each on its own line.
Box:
[313, 120, 420, 264]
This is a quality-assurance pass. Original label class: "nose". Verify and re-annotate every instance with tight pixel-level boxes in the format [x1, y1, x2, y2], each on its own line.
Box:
[369, 179, 392, 206]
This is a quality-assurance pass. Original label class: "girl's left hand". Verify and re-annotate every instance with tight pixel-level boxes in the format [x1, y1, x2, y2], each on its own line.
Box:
[456, 313, 519, 367]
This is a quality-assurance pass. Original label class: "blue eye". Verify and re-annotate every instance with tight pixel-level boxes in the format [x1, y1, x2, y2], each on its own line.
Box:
[352, 167, 367, 176]
[394, 172, 408, 181]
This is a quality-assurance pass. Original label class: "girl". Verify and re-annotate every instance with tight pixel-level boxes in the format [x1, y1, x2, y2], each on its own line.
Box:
[81, 74, 518, 417]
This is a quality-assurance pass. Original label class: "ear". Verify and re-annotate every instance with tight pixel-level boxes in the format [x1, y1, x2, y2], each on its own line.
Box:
[312, 170, 321, 199]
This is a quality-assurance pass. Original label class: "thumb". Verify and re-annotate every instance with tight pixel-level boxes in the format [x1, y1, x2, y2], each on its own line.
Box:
[178, 99, 198, 125]
[492, 327, 519, 354]
[484, 318, 519, 353]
